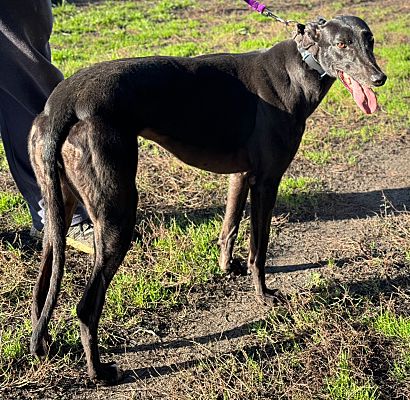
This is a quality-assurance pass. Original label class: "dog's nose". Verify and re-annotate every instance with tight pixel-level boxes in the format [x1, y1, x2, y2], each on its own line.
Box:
[371, 72, 387, 86]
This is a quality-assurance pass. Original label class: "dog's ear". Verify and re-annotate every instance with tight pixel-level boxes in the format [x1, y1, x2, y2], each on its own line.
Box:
[294, 17, 327, 50]
[300, 22, 320, 48]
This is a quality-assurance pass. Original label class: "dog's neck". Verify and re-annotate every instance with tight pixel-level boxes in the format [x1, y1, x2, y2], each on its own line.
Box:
[260, 40, 335, 119]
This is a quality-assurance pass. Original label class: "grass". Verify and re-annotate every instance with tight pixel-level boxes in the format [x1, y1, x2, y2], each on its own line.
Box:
[105, 217, 223, 318]
[373, 310, 410, 340]
[371, 309, 410, 384]
[326, 350, 379, 400]
[51, 0, 201, 75]
[277, 176, 323, 213]
[0, 0, 409, 398]
[0, 144, 8, 171]
[0, 191, 31, 228]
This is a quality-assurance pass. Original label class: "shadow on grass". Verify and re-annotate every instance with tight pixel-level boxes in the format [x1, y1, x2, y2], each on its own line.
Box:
[109, 270, 410, 384]
[0, 228, 41, 258]
[1, 186, 408, 253]
[265, 260, 333, 274]
[140, 186, 409, 227]
[121, 336, 303, 383]
[291, 186, 409, 222]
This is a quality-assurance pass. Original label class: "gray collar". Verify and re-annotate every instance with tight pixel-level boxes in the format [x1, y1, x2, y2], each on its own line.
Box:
[298, 48, 327, 79]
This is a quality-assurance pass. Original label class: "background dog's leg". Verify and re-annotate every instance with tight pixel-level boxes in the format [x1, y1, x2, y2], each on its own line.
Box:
[31, 177, 77, 357]
[247, 175, 282, 305]
[218, 173, 249, 274]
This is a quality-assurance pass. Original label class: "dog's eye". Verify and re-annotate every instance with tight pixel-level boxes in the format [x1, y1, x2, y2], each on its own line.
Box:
[337, 42, 347, 49]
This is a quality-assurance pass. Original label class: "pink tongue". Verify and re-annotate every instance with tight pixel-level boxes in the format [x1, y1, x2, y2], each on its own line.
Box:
[349, 76, 378, 114]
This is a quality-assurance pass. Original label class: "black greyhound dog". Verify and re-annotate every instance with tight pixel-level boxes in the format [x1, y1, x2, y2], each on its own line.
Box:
[29, 15, 386, 383]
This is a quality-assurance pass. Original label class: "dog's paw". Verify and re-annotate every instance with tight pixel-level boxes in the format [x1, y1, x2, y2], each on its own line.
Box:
[256, 288, 288, 306]
[91, 362, 124, 385]
[220, 258, 247, 276]
[30, 335, 50, 359]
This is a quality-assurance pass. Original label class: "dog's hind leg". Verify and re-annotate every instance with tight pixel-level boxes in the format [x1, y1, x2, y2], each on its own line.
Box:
[218, 173, 249, 274]
[77, 185, 136, 383]
[67, 118, 138, 383]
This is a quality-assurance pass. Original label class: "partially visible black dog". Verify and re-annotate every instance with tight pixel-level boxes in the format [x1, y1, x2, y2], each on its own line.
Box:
[29, 15, 386, 383]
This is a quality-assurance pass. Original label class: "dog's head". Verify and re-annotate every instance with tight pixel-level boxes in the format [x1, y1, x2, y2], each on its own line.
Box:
[295, 16, 387, 114]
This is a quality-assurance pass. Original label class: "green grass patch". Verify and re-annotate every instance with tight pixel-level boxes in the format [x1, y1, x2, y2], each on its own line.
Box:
[390, 348, 410, 383]
[303, 149, 332, 165]
[0, 192, 25, 213]
[51, 0, 199, 76]
[371, 309, 410, 383]
[373, 310, 410, 341]
[0, 142, 8, 171]
[0, 192, 31, 227]
[0, 319, 31, 368]
[106, 268, 173, 318]
[105, 216, 223, 316]
[277, 176, 322, 209]
[326, 350, 379, 400]
[49, 316, 81, 351]
[328, 127, 355, 140]
[405, 250, 410, 264]
[376, 44, 410, 118]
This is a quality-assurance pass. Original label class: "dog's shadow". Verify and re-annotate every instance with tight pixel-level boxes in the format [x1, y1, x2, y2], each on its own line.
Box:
[138, 186, 409, 227]
[1, 186, 408, 251]
[112, 271, 410, 385]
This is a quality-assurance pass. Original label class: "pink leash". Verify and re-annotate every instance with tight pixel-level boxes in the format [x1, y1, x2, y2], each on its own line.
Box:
[244, 0, 266, 14]
[242, 0, 304, 30]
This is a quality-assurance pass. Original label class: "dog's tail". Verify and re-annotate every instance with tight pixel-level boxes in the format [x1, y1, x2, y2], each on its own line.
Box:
[30, 101, 77, 356]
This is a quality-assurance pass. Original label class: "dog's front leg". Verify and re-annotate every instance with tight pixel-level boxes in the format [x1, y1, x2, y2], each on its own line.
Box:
[248, 175, 283, 305]
[218, 172, 250, 275]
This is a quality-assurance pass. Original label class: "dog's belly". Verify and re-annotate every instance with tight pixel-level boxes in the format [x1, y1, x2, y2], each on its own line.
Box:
[140, 129, 251, 174]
